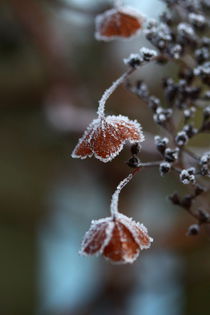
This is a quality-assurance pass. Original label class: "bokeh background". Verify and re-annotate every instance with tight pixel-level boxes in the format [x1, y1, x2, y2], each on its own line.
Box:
[1, 0, 210, 314]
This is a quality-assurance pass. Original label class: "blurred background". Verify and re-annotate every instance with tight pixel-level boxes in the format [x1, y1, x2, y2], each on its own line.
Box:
[1, 0, 210, 314]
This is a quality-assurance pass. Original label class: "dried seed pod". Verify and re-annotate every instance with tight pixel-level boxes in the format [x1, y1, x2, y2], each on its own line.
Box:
[159, 162, 171, 176]
[131, 142, 141, 155]
[139, 47, 157, 62]
[187, 224, 200, 236]
[154, 135, 169, 154]
[164, 148, 179, 163]
[124, 53, 142, 68]
[126, 155, 140, 168]
[175, 131, 189, 147]
[180, 168, 196, 185]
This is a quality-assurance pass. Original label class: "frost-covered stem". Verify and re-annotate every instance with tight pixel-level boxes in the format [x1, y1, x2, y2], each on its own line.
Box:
[97, 68, 134, 118]
[110, 173, 133, 218]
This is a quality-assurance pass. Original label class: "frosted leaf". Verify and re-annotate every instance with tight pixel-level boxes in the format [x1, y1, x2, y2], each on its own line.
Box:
[80, 217, 114, 256]
[95, 6, 144, 41]
[116, 213, 153, 250]
[80, 212, 153, 264]
[71, 115, 144, 163]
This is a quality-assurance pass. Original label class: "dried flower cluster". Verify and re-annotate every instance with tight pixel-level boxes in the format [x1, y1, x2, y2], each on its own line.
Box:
[72, 0, 210, 264]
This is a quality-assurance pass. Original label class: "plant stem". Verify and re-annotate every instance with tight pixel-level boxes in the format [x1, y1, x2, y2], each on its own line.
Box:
[97, 68, 135, 118]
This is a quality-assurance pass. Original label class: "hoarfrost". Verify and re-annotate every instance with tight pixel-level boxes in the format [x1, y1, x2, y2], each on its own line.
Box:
[123, 53, 142, 68]
[139, 47, 157, 62]
[97, 72, 129, 117]
[110, 174, 133, 216]
[180, 168, 196, 184]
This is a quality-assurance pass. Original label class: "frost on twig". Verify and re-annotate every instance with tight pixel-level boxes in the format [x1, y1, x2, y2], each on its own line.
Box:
[110, 173, 133, 217]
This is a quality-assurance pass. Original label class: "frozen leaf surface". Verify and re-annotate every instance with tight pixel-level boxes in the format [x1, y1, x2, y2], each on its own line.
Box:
[72, 115, 144, 163]
[80, 213, 153, 264]
[95, 7, 144, 41]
